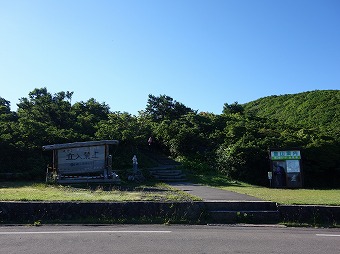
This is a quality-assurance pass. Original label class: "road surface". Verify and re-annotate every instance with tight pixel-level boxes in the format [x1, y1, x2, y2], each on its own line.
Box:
[0, 224, 339, 254]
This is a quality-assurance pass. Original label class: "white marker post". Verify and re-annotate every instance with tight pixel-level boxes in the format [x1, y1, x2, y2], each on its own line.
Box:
[268, 172, 273, 187]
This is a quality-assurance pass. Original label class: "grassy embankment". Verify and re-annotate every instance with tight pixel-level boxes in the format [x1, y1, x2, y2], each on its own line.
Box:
[190, 173, 340, 206]
[0, 181, 200, 202]
[1, 175, 339, 205]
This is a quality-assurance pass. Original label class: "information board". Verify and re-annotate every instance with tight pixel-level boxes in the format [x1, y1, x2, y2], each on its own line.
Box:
[270, 150, 301, 160]
[286, 160, 301, 173]
[270, 149, 303, 188]
[57, 145, 105, 174]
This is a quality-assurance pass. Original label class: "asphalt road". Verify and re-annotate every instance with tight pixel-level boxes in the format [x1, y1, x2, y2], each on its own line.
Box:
[168, 182, 262, 201]
[0, 224, 339, 254]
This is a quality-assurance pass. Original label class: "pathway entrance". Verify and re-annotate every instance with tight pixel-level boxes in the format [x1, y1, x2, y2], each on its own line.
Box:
[143, 149, 262, 201]
[168, 182, 262, 201]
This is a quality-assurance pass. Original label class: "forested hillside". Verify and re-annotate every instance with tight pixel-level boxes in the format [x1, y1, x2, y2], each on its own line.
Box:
[243, 90, 340, 135]
[0, 88, 339, 187]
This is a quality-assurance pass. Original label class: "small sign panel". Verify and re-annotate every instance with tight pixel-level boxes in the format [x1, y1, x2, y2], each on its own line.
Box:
[58, 145, 105, 174]
[270, 150, 301, 160]
[286, 160, 301, 173]
[268, 172, 273, 180]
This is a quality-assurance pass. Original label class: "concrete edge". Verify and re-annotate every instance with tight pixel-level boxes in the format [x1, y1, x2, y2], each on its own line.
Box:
[0, 201, 339, 225]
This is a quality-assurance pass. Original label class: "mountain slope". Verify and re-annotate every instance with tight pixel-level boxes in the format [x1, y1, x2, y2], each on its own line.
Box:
[243, 90, 340, 134]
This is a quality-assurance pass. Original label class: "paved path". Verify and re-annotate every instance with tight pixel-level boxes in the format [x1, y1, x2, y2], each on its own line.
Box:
[145, 152, 262, 202]
[168, 182, 262, 201]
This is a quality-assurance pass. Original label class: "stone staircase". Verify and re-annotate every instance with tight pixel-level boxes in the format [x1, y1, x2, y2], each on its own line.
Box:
[149, 167, 187, 182]
[142, 149, 186, 182]
[205, 201, 280, 224]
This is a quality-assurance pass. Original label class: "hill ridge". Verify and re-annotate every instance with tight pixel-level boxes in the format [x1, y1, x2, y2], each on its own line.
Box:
[243, 90, 340, 133]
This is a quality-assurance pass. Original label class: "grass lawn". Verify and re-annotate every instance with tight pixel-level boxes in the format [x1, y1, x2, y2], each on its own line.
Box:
[190, 173, 340, 206]
[1, 176, 339, 205]
[0, 181, 200, 202]
[224, 184, 340, 206]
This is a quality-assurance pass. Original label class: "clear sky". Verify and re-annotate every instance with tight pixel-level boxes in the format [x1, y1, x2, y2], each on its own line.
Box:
[1, 0, 340, 115]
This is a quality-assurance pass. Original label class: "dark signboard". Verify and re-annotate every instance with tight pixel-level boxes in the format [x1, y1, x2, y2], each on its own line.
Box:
[270, 149, 303, 188]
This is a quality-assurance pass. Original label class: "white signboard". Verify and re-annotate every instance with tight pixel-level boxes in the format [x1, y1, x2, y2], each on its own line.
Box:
[286, 160, 301, 173]
[268, 172, 273, 180]
[58, 145, 105, 174]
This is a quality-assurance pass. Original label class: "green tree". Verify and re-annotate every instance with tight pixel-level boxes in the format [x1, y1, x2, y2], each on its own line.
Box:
[223, 101, 244, 115]
[72, 98, 110, 138]
[16, 87, 78, 147]
[95, 111, 149, 145]
[0, 97, 19, 174]
[145, 94, 195, 122]
[12, 88, 79, 177]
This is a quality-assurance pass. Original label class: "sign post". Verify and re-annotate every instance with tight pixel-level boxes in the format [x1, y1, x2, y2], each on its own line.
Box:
[267, 172, 273, 187]
[43, 140, 120, 184]
[269, 149, 303, 188]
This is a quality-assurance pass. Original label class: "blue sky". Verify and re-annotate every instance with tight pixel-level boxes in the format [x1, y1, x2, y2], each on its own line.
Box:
[1, 0, 340, 115]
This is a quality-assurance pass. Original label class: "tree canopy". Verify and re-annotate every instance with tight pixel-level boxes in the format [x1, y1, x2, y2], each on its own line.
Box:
[145, 94, 195, 122]
[0, 88, 339, 187]
[243, 90, 340, 136]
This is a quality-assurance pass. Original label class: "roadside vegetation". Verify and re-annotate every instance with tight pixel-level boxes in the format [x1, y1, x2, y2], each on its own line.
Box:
[190, 172, 340, 205]
[0, 181, 201, 202]
[1, 177, 339, 205]
[0, 88, 339, 189]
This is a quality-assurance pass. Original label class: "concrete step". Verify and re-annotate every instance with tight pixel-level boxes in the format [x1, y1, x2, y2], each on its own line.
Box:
[204, 201, 280, 224]
[141, 149, 181, 166]
[209, 210, 280, 224]
[155, 159, 181, 165]
[157, 178, 188, 182]
[149, 169, 184, 175]
[149, 167, 187, 182]
[152, 173, 187, 182]
[205, 201, 278, 212]
[152, 175, 186, 179]
[153, 174, 186, 180]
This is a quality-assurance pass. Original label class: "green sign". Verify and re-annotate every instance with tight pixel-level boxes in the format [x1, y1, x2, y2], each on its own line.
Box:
[270, 150, 301, 160]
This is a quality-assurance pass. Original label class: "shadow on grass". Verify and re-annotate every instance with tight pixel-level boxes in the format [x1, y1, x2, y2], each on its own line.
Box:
[0, 181, 41, 189]
[0, 179, 170, 193]
[186, 171, 246, 188]
[187, 170, 340, 192]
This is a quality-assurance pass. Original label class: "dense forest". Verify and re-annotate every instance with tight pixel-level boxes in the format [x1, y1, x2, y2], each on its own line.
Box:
[244, 90, 340, 134]
[0, 88, 339, 187]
